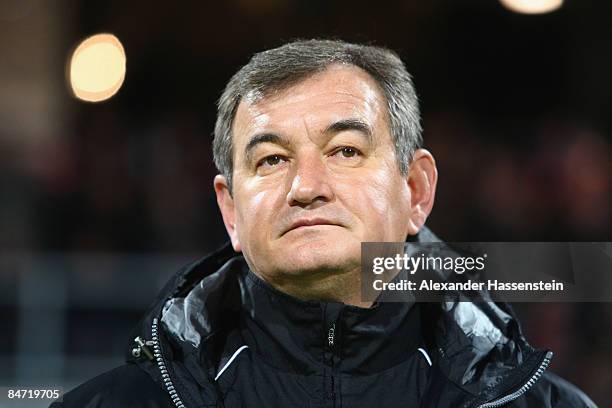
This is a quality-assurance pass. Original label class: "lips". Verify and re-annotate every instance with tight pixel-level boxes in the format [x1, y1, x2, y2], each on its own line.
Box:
[283, 217, 341, 235]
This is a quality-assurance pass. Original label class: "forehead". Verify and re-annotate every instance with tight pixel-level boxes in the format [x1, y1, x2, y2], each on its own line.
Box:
[232, 64, 389, 141]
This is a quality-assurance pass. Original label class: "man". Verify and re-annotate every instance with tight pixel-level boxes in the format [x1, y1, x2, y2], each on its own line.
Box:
[53, 40, 596, 407]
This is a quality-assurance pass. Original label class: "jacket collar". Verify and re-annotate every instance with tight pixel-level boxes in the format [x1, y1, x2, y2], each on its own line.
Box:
[125, 226, 549, 407]
[236, 260, 423, 375]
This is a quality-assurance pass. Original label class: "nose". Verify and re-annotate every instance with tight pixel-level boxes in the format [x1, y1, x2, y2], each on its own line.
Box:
[286, 153, 334, 207]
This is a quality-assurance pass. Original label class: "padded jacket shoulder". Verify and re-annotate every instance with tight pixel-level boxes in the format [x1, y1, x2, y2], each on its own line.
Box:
[519, 371, 597, 408]
[50, 364, 175, 408]
[50, 363, 597, 408]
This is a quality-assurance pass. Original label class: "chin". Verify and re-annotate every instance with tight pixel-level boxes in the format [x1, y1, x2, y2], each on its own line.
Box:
[280, 235, 360, 275]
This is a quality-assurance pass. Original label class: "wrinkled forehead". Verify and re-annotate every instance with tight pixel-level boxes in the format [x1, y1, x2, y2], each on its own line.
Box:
[231, 65, 390, 145]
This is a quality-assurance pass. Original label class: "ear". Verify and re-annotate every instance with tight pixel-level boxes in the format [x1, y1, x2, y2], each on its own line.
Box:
[405, 148, 438, 236]
[214, 174, 242, 252]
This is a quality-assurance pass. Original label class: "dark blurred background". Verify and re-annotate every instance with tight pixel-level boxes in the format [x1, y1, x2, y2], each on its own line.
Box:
[0, 0, 610, 406]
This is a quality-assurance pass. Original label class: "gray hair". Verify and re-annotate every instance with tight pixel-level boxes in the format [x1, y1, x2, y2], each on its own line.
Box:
[213, 39, 423, 192]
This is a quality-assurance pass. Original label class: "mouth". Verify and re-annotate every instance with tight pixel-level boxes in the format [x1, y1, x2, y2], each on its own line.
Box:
[283, 218, 341, 236]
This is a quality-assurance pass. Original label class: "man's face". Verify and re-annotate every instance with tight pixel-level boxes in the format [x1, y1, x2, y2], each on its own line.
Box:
[217, 65, 417, 282]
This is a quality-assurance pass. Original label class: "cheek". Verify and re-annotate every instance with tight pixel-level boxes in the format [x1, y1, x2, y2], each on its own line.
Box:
[365, 173, 395, 217]
[338, 167, 411, 236]
[333, 171, 385, 218]
[235, 186, 283, 242]
[236, 190, 266, 230]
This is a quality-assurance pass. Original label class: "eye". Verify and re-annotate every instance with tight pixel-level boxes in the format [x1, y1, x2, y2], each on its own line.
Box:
[257, 154, 287, 168]
[333, 146, 361, 158]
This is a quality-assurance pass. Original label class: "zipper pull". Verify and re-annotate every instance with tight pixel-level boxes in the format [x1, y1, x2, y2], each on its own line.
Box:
[328, 323, 336, 347]
[132, 336, 155, 360]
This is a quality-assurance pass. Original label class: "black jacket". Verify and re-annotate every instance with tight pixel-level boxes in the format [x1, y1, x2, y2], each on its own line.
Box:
[51, 227, 597, 407]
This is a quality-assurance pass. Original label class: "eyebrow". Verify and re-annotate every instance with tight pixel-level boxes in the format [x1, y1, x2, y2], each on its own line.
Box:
[243, 118, 374, 164]
[245, 133, 291, 164]
[323, 118, 374, 145]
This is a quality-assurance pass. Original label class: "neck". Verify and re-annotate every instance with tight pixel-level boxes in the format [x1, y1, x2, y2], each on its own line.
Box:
[251, 266, 401, 309]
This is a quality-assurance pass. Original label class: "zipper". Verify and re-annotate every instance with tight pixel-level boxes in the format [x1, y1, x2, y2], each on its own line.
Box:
[324, 303, 342, 408]
[476, 351, 553, 408]
[328, 323, 336, 347]
[131, 336, 155, 360]
[327, 323, 336, 407]
[151, 317, 187, 408]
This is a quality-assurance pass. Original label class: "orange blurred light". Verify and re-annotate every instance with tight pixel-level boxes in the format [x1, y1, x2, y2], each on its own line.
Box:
[69, 33, 126, 102]
[499, 0, 563, 14]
